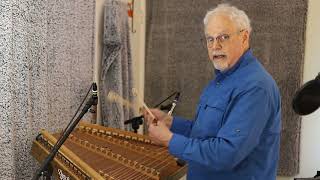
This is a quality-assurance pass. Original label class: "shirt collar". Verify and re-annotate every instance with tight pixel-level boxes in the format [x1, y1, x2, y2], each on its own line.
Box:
[214, 49, 254, 78]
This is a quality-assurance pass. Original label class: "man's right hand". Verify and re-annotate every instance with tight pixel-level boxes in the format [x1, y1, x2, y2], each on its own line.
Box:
[143, 108, 173, 128]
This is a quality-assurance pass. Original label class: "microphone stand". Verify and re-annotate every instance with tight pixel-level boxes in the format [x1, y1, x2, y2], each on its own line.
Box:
[32, 86, 98, 180]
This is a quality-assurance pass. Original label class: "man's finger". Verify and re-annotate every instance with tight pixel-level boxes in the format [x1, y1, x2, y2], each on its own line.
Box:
[150, 117, 158, 126]
[146, 116, 153, 126]
[157, 119, 164, 125]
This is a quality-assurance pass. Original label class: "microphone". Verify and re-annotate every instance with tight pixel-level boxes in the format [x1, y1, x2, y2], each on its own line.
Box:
[124, 91, 181, 133]
[168, 92, 180, 115]
[124, 115, 143, 133]
[89, 83, 98, 117]
[92, 83, 97, 95]
[91, 82, 98, 106]
[292, 73, 320, 115]
[124, 115, 143, 125]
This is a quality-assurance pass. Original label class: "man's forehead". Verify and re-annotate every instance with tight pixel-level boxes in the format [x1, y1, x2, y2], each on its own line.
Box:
[205, 29, 229, 36]
[205, 14, 237, 34]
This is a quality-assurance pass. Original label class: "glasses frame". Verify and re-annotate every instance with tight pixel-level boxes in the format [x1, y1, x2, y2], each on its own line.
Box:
[203, 29, 245, 48]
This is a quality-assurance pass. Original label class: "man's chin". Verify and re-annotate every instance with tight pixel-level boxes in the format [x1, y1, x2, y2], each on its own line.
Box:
[211, 61, 229, 71]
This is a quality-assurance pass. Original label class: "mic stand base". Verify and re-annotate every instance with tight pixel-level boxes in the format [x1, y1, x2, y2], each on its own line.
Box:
[41, 164, 53, 180]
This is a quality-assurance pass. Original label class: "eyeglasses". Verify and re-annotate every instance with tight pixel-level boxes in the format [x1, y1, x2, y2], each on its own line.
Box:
[204, 30, 244, 48]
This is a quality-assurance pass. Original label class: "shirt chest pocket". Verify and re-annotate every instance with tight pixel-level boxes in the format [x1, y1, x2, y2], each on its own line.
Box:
[195, 98, 228, 137]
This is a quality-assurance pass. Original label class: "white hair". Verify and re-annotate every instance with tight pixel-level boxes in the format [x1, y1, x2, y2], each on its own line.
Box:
[203, 4, 252, 34]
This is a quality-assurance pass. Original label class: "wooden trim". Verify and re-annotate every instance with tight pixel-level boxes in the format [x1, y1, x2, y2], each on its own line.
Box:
[40, 130, 104, 180]
[31, 140, 81, 179]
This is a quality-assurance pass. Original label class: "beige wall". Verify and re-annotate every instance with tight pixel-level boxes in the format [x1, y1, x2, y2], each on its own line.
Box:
[95, 0, 320, 179]
[130, 0, 146, 133]
[94, 0, 105, 124]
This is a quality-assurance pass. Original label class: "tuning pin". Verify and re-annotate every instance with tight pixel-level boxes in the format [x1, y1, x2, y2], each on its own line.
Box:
[103, 173, 109, 179]
[144, 167, 151, 174]
[139, 165, 145, 171]
[152, 171, 160, 177]
[105, 150, 111, 156]
[92, 128, 98, 134]
[99, 170, 104, 175]
[90, 144, 96, 149]
[150, 168, 156, 174]
[116, 154, 122, 159]
[112, 132, 118, 136]
[99, 130, 105, 134]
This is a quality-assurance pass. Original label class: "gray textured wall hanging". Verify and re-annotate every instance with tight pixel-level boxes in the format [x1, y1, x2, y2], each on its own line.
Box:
[100, 0, 134, 131]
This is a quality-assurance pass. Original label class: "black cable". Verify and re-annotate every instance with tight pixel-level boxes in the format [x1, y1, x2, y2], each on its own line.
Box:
[153, 91, 178, 108]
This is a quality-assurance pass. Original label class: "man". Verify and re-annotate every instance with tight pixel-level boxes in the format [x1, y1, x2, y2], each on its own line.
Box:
[144, 3, 281, 180]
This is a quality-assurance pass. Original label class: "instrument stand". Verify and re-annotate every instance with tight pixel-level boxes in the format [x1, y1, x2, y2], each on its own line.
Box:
[32, 91, 98, 180]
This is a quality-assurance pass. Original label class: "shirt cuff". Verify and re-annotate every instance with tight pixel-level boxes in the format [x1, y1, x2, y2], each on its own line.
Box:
[168, 133, 189, 158]
[170, 116, 191, 134]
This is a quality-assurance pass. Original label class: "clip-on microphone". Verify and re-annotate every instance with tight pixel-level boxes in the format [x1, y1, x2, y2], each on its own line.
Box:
[124, 91, 180, 133]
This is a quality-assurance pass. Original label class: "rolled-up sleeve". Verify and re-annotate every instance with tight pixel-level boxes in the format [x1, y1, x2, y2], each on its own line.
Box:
[168, 87, 272, 171]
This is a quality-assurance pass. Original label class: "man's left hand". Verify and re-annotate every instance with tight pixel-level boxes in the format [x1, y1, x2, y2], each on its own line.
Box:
[148, 120, 173, 147]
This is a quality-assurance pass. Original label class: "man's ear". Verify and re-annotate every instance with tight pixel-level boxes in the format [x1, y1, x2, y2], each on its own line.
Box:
[242, 30, 249, 44]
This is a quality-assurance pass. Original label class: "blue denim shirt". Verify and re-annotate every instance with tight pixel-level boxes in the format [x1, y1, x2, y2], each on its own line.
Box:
[169, 50, 281, 180]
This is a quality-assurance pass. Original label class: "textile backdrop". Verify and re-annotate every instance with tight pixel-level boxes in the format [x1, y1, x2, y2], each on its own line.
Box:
[145, 0, 307, 176]
[100, 0, 134, 131]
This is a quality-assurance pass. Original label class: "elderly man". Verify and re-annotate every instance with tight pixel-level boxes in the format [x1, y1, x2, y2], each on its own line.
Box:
[144, 4, 281, 180]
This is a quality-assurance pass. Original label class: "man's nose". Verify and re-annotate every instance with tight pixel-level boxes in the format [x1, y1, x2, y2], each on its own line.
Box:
[211, 40, 222, 50]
